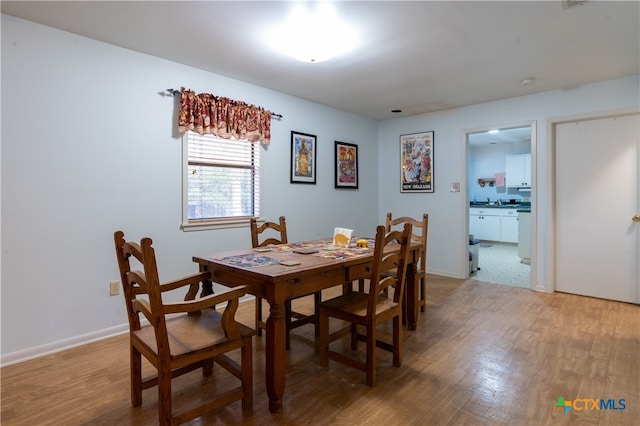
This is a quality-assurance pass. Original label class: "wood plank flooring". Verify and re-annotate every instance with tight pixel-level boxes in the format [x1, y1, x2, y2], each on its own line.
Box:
[2, 275, 638, 425]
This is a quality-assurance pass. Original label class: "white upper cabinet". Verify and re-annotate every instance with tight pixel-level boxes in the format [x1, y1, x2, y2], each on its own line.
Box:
[506, 153, 531, 188]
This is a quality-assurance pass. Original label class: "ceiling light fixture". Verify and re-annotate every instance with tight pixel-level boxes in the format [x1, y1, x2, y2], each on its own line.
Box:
[266, 3, 359, 63]
[488, 129, 499, 134]
[521, 77, 535, 85]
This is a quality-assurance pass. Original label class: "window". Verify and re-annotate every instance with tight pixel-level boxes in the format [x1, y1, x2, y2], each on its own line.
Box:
[182, 131, 261, 230]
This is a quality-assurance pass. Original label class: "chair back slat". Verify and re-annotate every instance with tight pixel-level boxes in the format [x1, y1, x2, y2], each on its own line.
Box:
[250, 216, 288, 247]
[386, 213, 428, 273]
[368, 223, 412, 313]
[114, 231, 142, 331]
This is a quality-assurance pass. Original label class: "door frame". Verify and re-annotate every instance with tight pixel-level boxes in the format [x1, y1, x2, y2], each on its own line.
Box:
[549, 107, 640, 294]
[462, 120, 538, 289]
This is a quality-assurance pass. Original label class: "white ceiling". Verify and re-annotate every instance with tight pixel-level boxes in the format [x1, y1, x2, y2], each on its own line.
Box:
[2, 1, 638, 120]
[468, 126, 531, 146]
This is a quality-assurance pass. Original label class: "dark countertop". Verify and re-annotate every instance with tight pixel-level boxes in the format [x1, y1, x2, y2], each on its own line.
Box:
[469, 204, 521, 209]
[470, 202, 530, 210]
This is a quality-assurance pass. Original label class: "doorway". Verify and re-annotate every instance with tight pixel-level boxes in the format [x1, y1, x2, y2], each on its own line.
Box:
[466, 123, 533, 288]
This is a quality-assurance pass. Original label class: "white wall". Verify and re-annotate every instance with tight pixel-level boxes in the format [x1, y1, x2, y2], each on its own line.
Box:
[377, 75, 639, 285]
[2, 14, 639, 364]
[0, 15, 378, 363]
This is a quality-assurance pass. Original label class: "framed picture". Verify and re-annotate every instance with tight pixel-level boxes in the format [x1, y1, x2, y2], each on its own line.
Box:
[290, 131, 317, 184]
[400, 131, 434, 192]
[334, 141, 358, 189]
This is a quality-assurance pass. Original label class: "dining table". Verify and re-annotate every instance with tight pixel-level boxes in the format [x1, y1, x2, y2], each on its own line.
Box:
[193, 237, 421, 413]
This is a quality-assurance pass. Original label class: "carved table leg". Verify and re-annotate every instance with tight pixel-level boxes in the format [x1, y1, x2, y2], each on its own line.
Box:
[266, 301, 286, 413]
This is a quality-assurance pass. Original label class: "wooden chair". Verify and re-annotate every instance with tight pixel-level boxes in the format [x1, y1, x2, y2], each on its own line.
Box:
[385, 212, 429, 313]
[250, 216, 321, 350]
[318, 223, 413, 386]
[114, 231, 253, 426]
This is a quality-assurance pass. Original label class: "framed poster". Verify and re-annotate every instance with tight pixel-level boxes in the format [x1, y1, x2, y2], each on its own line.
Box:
[400, 131, 434, 192]
[290, 131, 317, 184]
[334, 141, 358, 189]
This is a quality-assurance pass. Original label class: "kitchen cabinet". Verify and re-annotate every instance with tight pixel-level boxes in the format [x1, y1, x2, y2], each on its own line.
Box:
[506, 153, 531, 187]
[469, 208, 501, 241]
[518, 211, 531, 259]
[470, 207, 520, 242]
[500, 209, 519, 243]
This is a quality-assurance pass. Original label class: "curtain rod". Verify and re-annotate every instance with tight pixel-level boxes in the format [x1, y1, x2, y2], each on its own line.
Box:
[165, 88, 283, 120]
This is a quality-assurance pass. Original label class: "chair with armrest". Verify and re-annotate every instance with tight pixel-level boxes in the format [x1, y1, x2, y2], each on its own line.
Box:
[250, 216, 321, 350]
[385, 212, 429, 313]
[114, 230, 253, 426]
[318, 223, 413, 386]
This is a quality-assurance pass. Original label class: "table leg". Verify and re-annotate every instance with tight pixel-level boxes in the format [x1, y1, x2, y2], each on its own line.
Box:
[265, 301, 286, 413]
[199, 264, 214, 297]
[406, 263, 418, 330]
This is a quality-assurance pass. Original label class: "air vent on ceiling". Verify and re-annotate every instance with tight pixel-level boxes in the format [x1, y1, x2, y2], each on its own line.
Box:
[562, 0, 589, 9]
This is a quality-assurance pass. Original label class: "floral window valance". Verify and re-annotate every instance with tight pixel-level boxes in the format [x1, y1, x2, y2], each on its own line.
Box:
[177, 87, 272, 145]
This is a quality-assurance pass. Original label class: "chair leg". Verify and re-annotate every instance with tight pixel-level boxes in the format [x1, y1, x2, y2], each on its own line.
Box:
[157, 364, 172, 426]
[285, 300, 292, 350]
[202, 358, 213, 377]
[350, 323, 358, 350]
[401, 292, 408, 325]
[313, 291, 322, 336]
[365, 326, 376, 386]
[420, 277, 427, 312]
[255, 297, 263, 336]
[130, 346, 143, 406]
[358, 279, 365, 292]
[318, 309, 329, 367]
[241, 336, 253, 410]
[393, 315, 402, 367]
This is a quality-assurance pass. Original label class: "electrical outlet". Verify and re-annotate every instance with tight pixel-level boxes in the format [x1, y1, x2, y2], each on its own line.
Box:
[109, 280, 120, 296]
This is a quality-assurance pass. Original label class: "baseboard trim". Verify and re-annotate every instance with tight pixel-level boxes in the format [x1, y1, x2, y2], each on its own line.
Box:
[1, 297, 255, 367]
[1, 324, 129, 367]
[428, 269, 463, 279]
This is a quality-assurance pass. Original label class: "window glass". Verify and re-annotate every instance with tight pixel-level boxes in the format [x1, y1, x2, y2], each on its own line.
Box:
[183, 131, 260, 227]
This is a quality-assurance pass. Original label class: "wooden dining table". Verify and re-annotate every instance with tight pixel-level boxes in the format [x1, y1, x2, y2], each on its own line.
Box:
[193, 238, 421, 413]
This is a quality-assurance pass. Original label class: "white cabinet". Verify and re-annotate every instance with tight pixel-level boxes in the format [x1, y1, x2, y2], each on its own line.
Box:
[470, 208, 519, 243]
[469, 214, 482, 239]
[500, 209, 519, 243]
[506, 153, 531, 187]
[518, 212, 531, 259]
[469, 208, 501, 241]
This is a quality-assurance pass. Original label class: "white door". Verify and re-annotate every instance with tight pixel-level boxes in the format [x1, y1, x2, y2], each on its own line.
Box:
[555, 113, 640, 303]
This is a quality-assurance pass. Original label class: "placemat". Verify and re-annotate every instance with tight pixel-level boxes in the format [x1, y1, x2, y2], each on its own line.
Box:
[312, 247, 372, 260]
[220, 253, 280, 268]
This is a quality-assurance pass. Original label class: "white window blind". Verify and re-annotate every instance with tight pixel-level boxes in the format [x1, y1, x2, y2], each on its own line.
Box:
[184, 131, 260, 224]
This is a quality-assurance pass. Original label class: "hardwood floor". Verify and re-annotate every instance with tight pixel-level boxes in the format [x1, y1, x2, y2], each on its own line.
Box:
[2, 275, 638, 425]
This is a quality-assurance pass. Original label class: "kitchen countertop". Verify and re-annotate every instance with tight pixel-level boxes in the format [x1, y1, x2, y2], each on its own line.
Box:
[469, 204, 522, 209]
[470, 202, 531, 212]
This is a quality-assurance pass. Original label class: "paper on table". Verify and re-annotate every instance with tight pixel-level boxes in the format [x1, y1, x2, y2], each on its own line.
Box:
[332, 227, 354, 248]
